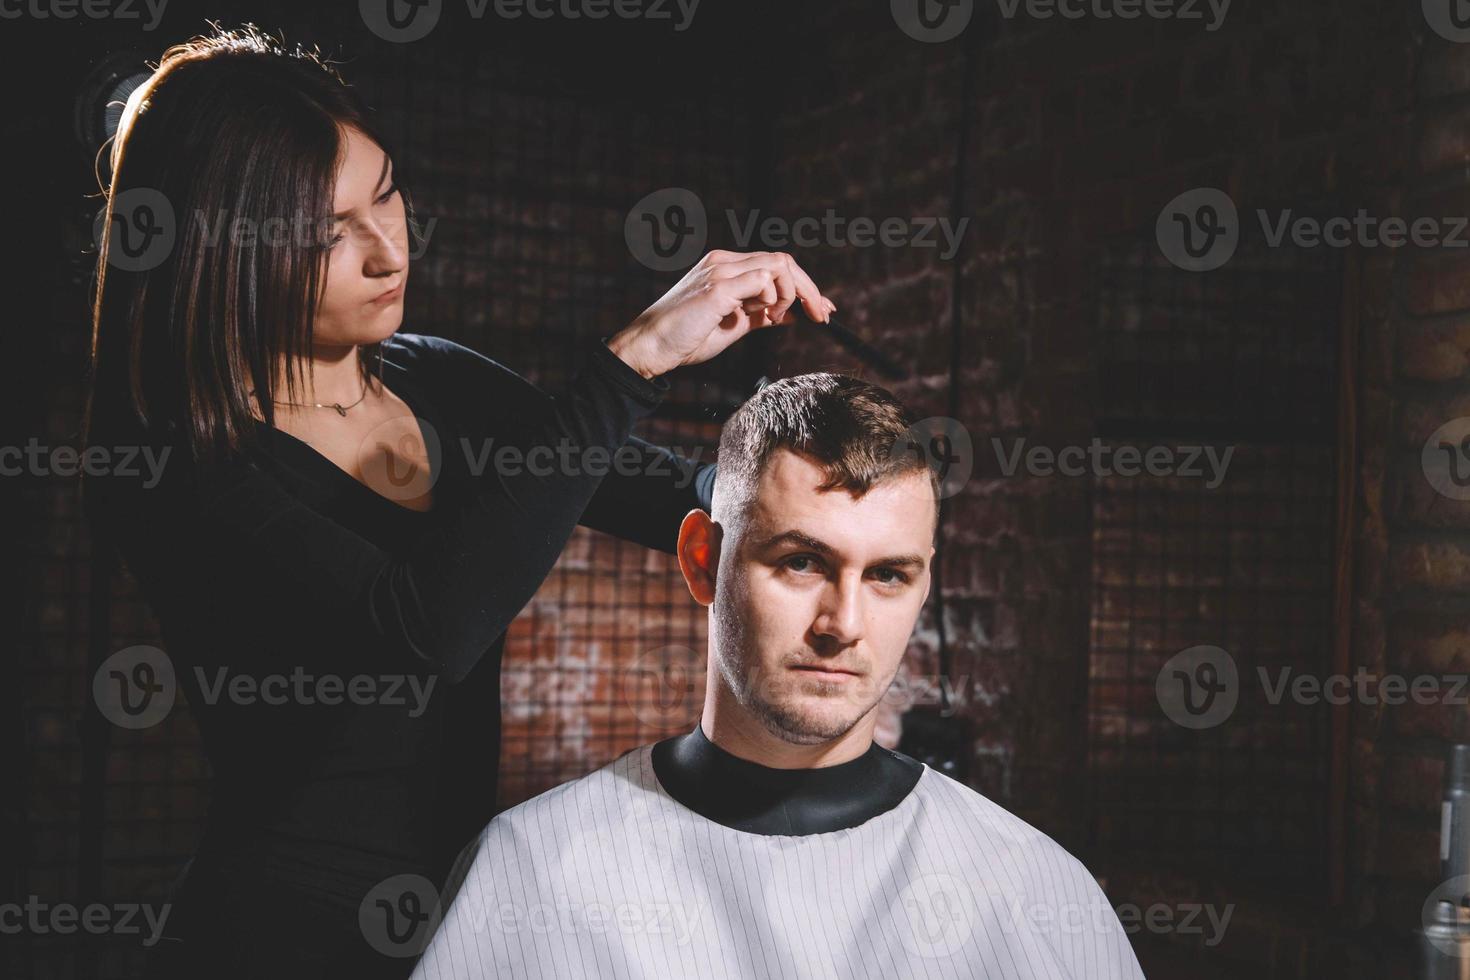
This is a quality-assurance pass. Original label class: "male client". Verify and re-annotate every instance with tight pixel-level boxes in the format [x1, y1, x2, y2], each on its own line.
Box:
[411, 374, 1146, 979]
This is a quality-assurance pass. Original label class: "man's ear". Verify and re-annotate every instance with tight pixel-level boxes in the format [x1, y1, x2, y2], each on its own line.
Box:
[676, 509, 721, 606]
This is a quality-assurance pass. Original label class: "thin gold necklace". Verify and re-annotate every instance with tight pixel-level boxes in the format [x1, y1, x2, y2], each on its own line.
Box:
[254, 350, 383, 417]
[273, 387, 370, 417]
[253, 385, 369, 417]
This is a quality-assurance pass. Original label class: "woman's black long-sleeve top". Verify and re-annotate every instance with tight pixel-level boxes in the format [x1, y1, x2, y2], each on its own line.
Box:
[84, 332, 715, 975]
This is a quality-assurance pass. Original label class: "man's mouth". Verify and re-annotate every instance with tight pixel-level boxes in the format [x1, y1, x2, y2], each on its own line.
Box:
[788, 664, 863, 682]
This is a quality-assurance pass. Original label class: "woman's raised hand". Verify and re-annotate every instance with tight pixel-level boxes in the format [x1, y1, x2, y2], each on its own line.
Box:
[606, 250, 837, 379]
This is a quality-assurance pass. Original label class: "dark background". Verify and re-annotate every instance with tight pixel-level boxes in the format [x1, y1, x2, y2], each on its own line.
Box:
[1, 0, 1457, 976]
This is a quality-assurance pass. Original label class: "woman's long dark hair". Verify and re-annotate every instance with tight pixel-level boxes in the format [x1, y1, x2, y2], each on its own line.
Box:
[82, 22, 415, 476]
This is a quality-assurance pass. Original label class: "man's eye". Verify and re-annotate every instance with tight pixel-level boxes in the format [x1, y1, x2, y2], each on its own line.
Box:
[873, 568, 910, 586]
[785, 556, 820, 574]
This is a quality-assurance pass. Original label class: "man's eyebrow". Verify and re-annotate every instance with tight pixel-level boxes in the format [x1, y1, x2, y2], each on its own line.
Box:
[756, 529, 927, 569]
[331, 153, 393, 222]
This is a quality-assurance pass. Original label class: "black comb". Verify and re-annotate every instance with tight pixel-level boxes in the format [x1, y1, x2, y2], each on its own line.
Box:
[785, 301, 907, 381]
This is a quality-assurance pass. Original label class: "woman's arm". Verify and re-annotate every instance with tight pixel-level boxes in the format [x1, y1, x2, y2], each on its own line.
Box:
[420, 333, 715, 554]
[89, 336, 666, 687]
[576, 438, 715, 555]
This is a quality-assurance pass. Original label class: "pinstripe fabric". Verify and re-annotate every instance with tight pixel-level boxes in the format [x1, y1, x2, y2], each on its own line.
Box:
[411, 746, 1146, 980]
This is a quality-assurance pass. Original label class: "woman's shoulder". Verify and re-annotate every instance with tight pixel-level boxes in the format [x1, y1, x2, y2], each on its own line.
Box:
[383, 331, 512, 375]
[382, 331, 544, 406]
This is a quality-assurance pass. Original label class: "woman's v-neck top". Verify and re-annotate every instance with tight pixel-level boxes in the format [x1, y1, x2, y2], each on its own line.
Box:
[83, 331, 715, 930]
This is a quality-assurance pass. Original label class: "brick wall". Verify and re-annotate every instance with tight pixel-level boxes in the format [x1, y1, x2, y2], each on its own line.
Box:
[19, 2, 1470, 978]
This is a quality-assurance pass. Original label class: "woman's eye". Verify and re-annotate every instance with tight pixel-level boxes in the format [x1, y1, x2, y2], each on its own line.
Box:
[376, 184, 399, 204]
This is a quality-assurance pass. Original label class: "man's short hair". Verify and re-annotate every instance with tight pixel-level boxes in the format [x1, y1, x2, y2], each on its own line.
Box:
[712, 373, 940, 533]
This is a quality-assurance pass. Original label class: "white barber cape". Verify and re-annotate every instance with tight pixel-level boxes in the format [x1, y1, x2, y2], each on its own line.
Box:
[411, 744, 1146, 979]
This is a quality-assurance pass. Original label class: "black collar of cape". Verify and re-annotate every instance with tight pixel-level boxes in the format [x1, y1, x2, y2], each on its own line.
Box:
[649, 725, 924, 836]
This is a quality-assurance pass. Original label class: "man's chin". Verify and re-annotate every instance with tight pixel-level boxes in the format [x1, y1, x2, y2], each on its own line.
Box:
[754, 698, 867, 746]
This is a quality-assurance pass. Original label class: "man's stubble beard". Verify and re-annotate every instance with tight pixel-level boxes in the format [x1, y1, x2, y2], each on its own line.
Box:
[711, 589, 886, 747]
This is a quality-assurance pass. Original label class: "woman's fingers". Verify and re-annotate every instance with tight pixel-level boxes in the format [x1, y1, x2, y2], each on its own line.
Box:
[710, 251, 829, 323]
[719, 269, 779, 317]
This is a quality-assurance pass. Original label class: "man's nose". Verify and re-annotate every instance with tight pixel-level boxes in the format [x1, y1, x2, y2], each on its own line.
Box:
[812, 574, 865, 646]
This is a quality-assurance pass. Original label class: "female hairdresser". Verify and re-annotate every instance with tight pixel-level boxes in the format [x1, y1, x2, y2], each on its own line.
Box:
[80, 24, 833, 980]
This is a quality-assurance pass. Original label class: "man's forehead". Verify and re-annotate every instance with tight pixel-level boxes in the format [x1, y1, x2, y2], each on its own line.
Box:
[743, 450, 934, 554]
